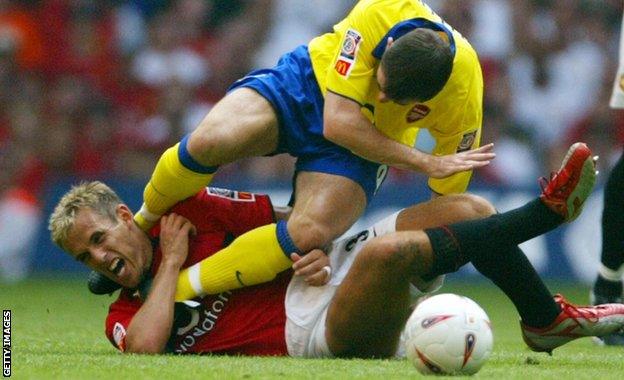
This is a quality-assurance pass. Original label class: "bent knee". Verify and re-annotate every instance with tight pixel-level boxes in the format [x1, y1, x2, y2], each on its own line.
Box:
[286, 218, 337, 252]
[357, 235, 417, 273]
[454, 194, 496, 219]
[187, 127, 227, 165]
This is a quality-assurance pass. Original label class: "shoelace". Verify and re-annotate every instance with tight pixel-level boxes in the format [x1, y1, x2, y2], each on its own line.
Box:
[556, 295, 599, 327]
[538, 172, 556, 193]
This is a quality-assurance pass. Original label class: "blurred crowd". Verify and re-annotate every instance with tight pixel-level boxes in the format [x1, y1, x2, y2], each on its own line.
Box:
[1, 0, 623, 281]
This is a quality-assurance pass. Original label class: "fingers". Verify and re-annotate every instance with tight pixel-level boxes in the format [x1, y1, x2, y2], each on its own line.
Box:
[292, 249, 331, 286]
[461, 143, 496, 161]
[469, 160, 491, 168]
[292, 249, 326, 272]
[159, 214, 196, 242]
[161, 213, 195, 232]
[475, 143, 494, 152]
[461, 151, 496, 161]
[304, 266, 331, 286]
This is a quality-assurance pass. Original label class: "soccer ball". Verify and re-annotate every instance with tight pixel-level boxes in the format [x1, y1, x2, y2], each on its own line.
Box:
[404, 293, 493, 376]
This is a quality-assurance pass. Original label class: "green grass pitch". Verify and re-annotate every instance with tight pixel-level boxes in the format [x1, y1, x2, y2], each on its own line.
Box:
[3, 277, 624, 379]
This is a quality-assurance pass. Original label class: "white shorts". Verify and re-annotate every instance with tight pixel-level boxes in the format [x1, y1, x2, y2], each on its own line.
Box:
[284, 211, 444, 358]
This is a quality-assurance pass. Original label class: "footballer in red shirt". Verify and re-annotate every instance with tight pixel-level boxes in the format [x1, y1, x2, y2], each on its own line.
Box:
[105, 188, 289, 355]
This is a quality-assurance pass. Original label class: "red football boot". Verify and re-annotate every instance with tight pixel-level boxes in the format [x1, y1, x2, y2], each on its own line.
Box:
[520, 294, 624, 354]
[539, 142, 597, 222]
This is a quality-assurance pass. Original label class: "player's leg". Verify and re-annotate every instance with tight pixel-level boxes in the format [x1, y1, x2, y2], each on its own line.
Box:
[324, 194, 500, 358]
[136, 87, 279, 229]
[286, 171, 367, 252]
[324, 188, 566, 357]
[422, 143, 624, 353]
[325, 232, 430, 358]
[592, 152, 624, 295]
[175, 170, 368, 300]
[326, 142, 613, 357]
[174, 149, 377, 300]
[588, 8, 624, 345]
[590, 151, 624, 345]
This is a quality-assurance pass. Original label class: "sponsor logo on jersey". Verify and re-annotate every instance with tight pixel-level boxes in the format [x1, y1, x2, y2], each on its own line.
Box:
[406, 104, 431, 123]
[207, 187, 255, 202]
[174, 291, 232, 353]
[112, 322, 127, 352]
[457, 131, 477, 152]
[334, 59, 353, 76]
[335, 28, 362, 77]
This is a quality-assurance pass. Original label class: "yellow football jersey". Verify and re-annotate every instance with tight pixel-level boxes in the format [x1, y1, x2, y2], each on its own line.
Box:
[308, 0, 483, 195]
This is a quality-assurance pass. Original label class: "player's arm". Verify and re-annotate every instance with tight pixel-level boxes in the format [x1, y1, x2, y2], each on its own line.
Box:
[124, 214, 194, 354]
[324, 92, 432, 172]
[323, 92, 493, 178]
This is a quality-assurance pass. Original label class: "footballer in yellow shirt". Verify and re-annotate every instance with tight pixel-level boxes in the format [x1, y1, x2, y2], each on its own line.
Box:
[309, 0, 483, 194]
[118, 0, 493, 303]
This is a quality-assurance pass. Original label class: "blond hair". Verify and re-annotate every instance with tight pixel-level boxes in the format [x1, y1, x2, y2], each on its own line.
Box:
[48, 181, 121, 250]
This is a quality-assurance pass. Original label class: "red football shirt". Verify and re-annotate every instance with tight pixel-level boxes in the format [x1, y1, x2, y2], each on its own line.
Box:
[105, 188, 290, 355]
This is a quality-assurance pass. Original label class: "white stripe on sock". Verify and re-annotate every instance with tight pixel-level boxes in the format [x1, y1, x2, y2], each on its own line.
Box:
[188, 264, 204, 296]
[138, 204, 161, 222]
[598, 264, 624, 282]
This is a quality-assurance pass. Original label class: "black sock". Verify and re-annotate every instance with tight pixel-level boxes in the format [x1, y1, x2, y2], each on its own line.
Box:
[594, 275, 623, 298]
[424, 229, 560, 328]
[423, 198, 565, 328]
[600, 152, 624, 270]
[471, 245, 560, 328]
[423, 198, 563, 276]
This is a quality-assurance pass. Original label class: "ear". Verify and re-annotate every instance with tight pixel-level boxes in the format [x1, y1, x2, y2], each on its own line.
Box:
[386, 36, 394, 50]
[115, 204, 134, 225]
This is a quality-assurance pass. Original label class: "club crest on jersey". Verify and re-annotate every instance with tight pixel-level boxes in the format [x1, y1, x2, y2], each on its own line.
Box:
[335, 29, 362, 77]
[457, 131, 477, 152]
[406, 104, 431, 123]
[207, 187, 255, 202]
[619, 74, 624, 91]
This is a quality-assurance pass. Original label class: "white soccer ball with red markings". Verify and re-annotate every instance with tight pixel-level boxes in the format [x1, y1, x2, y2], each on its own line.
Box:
[404, 293, 493, 376]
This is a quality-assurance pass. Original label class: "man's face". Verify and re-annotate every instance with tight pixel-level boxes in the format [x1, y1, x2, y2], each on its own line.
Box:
[63, 205, 152, 289]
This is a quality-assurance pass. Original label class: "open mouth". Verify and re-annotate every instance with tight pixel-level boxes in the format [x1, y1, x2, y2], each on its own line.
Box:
[109, 257, 125, 276]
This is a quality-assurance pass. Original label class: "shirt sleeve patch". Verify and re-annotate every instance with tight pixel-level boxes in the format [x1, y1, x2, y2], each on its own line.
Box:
[207, 187, 256, 202]
[112, 322, 127, 352]
[334, 28, 362, 77]
[457, 131, 477, 152]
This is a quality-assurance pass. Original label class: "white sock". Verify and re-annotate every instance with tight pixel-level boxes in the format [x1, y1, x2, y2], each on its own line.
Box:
[598, 263, 624, 282]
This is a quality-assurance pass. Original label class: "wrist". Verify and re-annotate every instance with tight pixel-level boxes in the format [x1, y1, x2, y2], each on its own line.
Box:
[409, 149, 431, 173]
[159, 258, 185, 272]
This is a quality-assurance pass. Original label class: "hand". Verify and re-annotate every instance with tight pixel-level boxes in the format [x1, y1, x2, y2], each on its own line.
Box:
[291, 249, 331, 286]
[158, 213, 196, 269]
[426, 143, 495, 179]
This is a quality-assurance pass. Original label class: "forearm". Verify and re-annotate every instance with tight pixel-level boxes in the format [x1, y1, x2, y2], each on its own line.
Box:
[125, 263, 180, 354]
[327, 116, 430, 172]
[323, 92, 431, 172]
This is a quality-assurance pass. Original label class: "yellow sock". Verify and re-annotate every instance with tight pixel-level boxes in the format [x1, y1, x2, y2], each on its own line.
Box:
[176, 223, 292, 300]
[135, 142, 214, 230]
